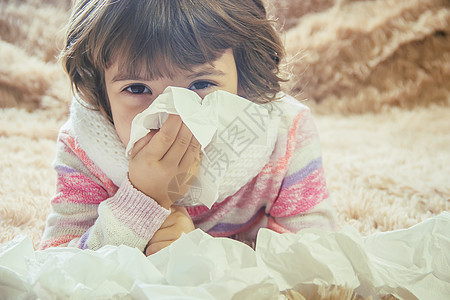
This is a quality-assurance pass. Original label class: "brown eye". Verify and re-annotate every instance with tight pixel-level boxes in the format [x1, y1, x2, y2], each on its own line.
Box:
[189, 81, 215, 91]
[125, 84, 151, 95]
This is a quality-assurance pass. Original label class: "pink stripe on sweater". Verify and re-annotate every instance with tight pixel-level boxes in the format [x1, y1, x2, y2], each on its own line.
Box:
[40, 235, 80, 250]
[60, 132, 118, 196]
[270, 168, 329, 217]
[52, 172, 109, 205]
[260, 111, 305, 175]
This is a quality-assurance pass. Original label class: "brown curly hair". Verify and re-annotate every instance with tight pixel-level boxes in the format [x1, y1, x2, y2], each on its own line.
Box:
[61, 0, 286, 123]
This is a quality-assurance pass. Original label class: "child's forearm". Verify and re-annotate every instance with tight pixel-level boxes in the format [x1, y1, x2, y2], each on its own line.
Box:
[40, 130, 171, 251]
[40, 175, 170, 251]
[75, 178, 171, 251]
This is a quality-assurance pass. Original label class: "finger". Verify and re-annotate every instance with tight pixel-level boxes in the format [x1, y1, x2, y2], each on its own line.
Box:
[178, 136, 202, 170]
[148, 224, 191, 249]
[158, 206, 191, 229]
[149, 226, 181, 244]
[144, 114, 182, 160]
[172, 205, 190, 216]
[161, 123, 194, 165]
[130, 130, 158, 159]
[145, 240, 173, 256]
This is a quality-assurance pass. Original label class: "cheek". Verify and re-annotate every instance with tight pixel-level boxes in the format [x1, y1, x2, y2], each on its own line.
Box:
[108, 96, 147, 146]
[111, 105, 135, 146]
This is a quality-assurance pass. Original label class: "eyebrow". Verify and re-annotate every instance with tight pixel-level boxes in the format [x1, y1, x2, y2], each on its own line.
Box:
[186, 68, 226, 79]
[110, 66, 227, 83]
[111, 73, 149, 83]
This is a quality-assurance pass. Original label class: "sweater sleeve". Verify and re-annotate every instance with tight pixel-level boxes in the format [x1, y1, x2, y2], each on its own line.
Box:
[39, 130, 170, 251]
[266, 107, 337, 233]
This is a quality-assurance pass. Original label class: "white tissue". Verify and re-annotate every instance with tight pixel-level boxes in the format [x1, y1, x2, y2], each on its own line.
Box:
[1, 212, 449, 299]
[126, 87, 280, 208]
[256, 212, 450, 299]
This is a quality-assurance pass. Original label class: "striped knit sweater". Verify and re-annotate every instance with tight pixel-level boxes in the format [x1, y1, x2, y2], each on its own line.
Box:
[40, 94, 336, 251]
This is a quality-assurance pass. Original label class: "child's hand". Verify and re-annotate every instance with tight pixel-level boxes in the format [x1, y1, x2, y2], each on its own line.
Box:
[145, 206, 195, 256]
[129, 115, 202, 209]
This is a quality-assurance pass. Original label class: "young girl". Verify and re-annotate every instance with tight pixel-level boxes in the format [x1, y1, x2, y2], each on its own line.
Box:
[40, 0, 336, 255]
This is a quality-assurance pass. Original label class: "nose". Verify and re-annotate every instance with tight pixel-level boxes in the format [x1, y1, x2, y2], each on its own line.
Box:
[151, 79, 185, 99]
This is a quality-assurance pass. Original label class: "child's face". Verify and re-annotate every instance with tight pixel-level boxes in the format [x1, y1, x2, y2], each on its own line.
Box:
[104, 49, 239, 145]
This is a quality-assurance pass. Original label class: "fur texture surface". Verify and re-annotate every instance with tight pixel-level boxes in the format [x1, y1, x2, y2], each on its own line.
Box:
[0, 0, 448, 298]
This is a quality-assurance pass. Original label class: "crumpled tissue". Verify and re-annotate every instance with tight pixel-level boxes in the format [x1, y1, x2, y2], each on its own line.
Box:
[0, 230, 277, 300]
[1, 212, 449, 299]
[125, 87, 281, 208]
[256, 212, 450, 300]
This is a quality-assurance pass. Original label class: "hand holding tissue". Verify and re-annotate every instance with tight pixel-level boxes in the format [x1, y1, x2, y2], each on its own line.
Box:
[126, 87, 281, 208]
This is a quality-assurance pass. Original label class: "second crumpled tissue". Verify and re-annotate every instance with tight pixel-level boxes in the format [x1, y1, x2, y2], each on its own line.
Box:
[126, 87, 281, 208]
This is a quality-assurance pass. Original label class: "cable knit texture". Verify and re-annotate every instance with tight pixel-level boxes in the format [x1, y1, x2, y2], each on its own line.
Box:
[40, 94, 336, 250]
